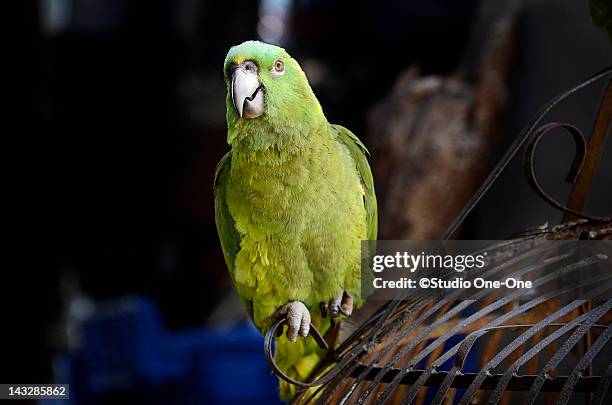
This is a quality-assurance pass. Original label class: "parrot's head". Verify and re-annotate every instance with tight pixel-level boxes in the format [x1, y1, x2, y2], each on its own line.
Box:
[223, 41, 324, 147]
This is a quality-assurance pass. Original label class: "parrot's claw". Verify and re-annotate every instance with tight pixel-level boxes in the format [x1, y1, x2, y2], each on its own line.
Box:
[277, 301, 311, 342]
[340, 291, 354, 316]
[323, 291, 354, 319]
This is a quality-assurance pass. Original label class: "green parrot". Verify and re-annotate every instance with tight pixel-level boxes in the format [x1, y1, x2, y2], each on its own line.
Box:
[214, 40, 377, 400]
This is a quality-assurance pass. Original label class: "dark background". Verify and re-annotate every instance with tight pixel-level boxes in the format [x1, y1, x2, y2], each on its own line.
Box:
[5, 0, 611, 394]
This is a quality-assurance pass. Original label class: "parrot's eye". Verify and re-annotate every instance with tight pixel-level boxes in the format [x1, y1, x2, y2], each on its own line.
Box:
[271, 60, 285, 76]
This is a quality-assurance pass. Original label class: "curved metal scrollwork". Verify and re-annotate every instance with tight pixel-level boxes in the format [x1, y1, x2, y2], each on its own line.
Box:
[440, 65, 612, 241]
[524, 122, 611, 222]
[264, 318, 342, 388]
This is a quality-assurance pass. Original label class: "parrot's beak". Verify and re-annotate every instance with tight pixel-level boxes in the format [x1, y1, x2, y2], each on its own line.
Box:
[231, 61, 264, 119]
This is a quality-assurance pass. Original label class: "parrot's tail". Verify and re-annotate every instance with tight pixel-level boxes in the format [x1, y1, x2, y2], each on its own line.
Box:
[274, 312, 337, 402]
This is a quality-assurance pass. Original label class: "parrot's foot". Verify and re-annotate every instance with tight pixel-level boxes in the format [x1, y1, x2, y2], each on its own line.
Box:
[341, 292, 354, 316]
[276, 301, 311, 342]
[320, 291, 354, 319]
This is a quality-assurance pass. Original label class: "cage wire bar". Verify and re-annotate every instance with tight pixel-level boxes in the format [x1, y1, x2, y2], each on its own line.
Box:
[263, 66, 612, 404]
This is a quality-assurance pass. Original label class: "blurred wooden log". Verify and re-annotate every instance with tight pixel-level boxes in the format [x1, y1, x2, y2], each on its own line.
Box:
[368, 16, 517, 240]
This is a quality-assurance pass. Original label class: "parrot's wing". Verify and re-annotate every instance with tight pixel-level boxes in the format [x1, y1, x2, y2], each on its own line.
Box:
[332, 124, 378, 240]
[214, 152, 253, 314]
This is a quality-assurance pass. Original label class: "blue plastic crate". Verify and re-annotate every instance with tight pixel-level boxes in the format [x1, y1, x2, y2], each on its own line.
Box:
[50, 296, 280, 404]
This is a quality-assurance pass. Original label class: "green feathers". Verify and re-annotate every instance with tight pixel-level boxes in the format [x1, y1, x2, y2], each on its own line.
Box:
[223, 41, 325, 149]
[214, 41, 377, 400]
[333, 124, 378, 242]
